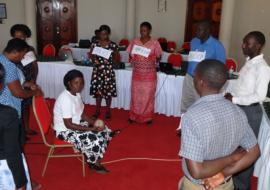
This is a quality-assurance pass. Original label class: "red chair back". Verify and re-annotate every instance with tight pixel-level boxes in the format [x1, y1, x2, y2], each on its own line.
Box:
[33, 96, 53, 135]
[119, 39, 130, 47]
[181, 42, 190, 51]
[168, 54, 183, 67]
[167, 41, 177, 52]
[42, 44, 56, 57]
[158, 37, 167, 44]
[226, 58, 238, 71]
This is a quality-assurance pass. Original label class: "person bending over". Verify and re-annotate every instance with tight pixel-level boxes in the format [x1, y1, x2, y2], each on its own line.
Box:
[0, 63, 32, 190]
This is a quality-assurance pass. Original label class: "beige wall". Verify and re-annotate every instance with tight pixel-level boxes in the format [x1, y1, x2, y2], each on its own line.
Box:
[136, 0, 187, 47]
[77, 0, 126, 43]
[0, 0, 25, 51]
[230, 0, 270, 68]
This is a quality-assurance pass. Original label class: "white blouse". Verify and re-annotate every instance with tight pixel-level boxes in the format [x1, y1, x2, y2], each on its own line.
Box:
[53, 89, 84, 133]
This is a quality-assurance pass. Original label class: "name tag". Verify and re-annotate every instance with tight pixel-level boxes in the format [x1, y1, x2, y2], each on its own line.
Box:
[188, 51, 206, 62]
[21, 51, 36, 66]
[92, 46, 112, 59]
[131, 45, 151, 58]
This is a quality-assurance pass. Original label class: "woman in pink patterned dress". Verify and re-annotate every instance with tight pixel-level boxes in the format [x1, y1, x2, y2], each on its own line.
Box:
[127, 22, 162, 124]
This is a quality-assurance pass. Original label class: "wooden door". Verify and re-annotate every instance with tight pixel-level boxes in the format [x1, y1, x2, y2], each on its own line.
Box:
[184, 0, 222, 42]
[36, 0, 77, 54]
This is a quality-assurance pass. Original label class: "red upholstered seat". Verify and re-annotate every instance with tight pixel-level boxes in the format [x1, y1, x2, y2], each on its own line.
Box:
[54, 138, 71, 145]
[226, 58, 238, 71]
[119, 39, 130, 48]
[168, 53, 183, 67]
[42, 44, 56, 57]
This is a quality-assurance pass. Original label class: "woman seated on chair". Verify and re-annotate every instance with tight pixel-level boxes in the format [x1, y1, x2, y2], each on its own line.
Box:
[0, 63, 32, 190]
[53, 69, 115, 174]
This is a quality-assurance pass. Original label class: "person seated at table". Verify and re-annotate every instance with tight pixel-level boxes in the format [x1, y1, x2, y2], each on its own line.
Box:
[0, 63, 32, 190]
[89, 25, 119, 119]
[54, 69, 116, 174]
[10, 24, 39, 136]
[91, 29, 100, 43]
[126, 21, 162, 124]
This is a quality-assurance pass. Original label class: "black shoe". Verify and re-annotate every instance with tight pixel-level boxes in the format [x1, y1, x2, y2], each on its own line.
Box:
[89, 163, 109, 174]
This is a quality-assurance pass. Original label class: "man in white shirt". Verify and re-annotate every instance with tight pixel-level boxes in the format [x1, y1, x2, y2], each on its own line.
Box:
[225, 31, 270, 190]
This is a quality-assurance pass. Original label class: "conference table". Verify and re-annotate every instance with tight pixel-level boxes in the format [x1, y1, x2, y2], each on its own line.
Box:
[61, 46, 188, 63]
[36, 61, 184, 117]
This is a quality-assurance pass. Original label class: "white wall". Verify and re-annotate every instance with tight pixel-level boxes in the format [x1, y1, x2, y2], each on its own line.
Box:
[136, 0, 187, 47]
[230, 0, 270, 68]
[0, 0, 25, 51]
[77, 0, 126, 43]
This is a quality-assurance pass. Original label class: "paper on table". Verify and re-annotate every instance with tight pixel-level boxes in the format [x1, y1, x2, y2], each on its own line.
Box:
[188, 51, 206, 62]
[21, 51, 36, 66]
[131, 45, 151, 58]
[92, 46, 112, 59]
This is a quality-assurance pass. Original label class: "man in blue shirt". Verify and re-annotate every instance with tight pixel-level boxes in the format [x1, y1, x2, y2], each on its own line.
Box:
[181, 20, 226, 113]
[0, 38, 43, 119]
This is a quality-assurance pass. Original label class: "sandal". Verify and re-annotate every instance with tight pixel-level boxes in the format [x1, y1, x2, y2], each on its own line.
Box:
[89, 163, 109, 174]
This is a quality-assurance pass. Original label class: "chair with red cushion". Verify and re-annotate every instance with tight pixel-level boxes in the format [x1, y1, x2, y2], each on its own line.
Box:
[42, 44, 56, 57]
[158, 37, 167, 44]
[168, 53, 183, 68]
[167, 41, 177, 52]
[119, 39, 130, 48]
[181, 42, 190, 51]
[158, 37, 168, 51]
[32, 96, 85, 177]
[226, 58, 238, 72]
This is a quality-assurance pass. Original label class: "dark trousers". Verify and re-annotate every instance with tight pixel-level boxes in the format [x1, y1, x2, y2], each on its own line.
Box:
[233, 104, 263, 190]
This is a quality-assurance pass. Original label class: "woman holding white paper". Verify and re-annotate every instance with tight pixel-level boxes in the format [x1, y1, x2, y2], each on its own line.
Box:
[127, 22, 162, 124]
[90, 25, 119, 119]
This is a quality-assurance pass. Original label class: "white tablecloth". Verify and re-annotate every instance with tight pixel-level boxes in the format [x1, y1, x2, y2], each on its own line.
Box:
[254, 105, 270, 190]
[36, 61, 184, 117]
[64, 46, 188, 63]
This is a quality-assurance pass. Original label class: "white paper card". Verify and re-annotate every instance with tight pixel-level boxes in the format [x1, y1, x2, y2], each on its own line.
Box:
[92, 46, 112, 59]
[188, 51, 206, 62]
[21, 51, 36, 66]
[131, 45, 151, 58]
